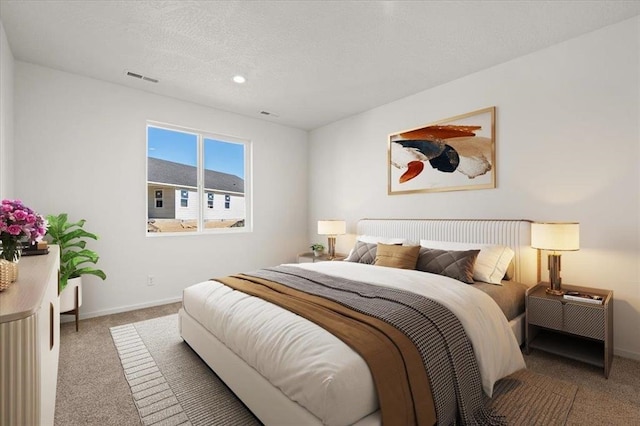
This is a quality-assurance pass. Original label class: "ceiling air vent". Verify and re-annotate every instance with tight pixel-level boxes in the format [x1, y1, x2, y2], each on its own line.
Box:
[126, 71, 158, 83]
[260, 111, 279, 117]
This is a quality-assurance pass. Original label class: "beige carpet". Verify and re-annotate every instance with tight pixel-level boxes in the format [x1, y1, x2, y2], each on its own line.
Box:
[56, 303, 640, 425]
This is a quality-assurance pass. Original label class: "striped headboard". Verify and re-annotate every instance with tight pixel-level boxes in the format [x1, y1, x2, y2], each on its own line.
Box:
[357, 219, 539, 285]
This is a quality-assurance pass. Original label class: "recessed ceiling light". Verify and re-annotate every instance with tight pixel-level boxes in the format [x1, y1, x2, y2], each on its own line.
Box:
[233, 75, 247, 84]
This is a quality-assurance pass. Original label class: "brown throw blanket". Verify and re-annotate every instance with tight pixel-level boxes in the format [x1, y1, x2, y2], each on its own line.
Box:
[215, 266, 504, 426]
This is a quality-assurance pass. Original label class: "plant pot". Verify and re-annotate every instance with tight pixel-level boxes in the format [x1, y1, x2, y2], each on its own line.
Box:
[0, 260, 18, 291]
[313, 250, 324, 257]
[60, 276, 82, 313]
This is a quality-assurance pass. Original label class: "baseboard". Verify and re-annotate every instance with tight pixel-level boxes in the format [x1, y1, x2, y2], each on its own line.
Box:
[60, 296, 182, 323]
[614, 347, 640, 362]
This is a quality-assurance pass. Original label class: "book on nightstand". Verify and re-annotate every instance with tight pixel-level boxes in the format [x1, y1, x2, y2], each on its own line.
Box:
[563, 291, 603, 304]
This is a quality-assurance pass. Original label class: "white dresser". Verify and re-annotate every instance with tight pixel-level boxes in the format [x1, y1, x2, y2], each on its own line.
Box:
[0, 245, 60, 426]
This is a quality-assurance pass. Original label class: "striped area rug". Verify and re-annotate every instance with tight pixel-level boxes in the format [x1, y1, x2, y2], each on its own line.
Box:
[110, 315, 260, 426]
[489, 368, 578, 425]
[111, 314, 577, 426]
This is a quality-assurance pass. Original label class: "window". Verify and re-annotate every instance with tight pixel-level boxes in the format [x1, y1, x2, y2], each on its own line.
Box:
[147, 123, 251, 234]
[155, 190, 163, 208]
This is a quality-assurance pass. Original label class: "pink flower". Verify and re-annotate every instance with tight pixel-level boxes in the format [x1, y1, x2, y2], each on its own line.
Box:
[1, 204, 13, 213]
[14, 209, 27, 220]
[7, 224, 22, 235]
[26, 214, 36, 224]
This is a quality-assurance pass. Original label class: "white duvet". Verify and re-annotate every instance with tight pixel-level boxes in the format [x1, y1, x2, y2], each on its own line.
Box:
[182, 262, 525, 426]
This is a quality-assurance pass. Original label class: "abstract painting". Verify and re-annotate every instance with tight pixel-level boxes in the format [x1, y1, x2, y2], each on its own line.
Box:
[388, 107, 496, 194]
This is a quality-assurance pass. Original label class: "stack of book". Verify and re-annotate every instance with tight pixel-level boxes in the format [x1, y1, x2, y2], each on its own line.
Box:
[21, 241, 49, 256]
[563, 291, 604, 304]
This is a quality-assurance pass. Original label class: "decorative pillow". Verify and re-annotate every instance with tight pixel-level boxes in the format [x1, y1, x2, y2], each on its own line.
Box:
[373, 244, 421, 270]
[419, 240, 515, 285]
[344, 241, 378, 264]
[416, 248, 480, 284]
[345, 235, 408, 262]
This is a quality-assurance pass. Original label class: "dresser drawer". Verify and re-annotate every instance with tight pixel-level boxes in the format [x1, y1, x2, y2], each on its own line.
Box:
[564, 302, 605, 340]
[528, 297, 563, 330]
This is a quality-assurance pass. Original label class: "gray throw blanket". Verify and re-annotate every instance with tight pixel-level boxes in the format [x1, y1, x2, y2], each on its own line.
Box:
[246, 265, 504, 425]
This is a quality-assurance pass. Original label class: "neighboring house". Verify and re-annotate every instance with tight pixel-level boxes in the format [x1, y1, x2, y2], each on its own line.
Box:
[147, 157, 245, 223]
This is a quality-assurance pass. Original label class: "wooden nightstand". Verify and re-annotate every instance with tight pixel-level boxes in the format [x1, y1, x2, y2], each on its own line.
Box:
[525, 283, 613, 378]
[297, 252, 346, 263]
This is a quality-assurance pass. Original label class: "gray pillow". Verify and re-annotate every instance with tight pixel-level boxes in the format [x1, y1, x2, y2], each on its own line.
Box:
[344, 241, 378, 264]
[416, 248, 480, 284]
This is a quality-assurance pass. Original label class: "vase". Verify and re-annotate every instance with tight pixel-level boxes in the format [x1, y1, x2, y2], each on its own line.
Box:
[0, 238, 22, 263]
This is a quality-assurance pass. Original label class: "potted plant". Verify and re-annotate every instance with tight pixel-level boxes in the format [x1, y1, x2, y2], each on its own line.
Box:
[310, 243, 325, 257]
[46, 214, 106, 319]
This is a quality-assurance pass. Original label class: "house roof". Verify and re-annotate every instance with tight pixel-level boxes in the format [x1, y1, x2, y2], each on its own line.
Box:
[147, 157, 244, 194]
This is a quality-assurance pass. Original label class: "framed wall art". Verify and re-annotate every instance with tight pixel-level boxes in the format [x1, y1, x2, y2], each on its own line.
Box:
[388, 106, 496, 195]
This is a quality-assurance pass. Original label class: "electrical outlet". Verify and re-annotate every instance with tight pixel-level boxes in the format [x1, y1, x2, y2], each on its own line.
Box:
[147, 275, 155, 286]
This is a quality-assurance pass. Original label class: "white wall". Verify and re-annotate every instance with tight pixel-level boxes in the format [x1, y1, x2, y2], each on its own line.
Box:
[14, 62, 309, 317]
[0, 21, 14, 199]
[309, 17, 640, 359]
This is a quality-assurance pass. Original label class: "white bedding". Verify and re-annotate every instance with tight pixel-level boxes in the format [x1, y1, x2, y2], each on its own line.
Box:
[182, 262, 525, 426]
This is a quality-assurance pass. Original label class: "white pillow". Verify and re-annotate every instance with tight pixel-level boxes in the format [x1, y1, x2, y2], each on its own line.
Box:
[419, 239, 515, 285]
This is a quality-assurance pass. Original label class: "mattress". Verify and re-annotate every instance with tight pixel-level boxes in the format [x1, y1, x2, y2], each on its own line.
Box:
[473, 280, 527, 321]
[182, 261, 525, 426]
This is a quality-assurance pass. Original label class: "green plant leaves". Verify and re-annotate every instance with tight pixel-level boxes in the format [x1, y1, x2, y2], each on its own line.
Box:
[46, 213, 106, 291]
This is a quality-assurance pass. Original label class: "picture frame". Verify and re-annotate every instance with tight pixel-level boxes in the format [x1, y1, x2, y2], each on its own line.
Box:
[388, 106, 496, 195]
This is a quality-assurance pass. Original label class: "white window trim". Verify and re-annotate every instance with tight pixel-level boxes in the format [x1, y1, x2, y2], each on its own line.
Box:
[146, 121, 253, 237]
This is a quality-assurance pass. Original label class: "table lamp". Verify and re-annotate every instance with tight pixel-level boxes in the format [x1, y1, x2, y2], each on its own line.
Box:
[317, 220, 346, 260]
[531, 222, 580, 295]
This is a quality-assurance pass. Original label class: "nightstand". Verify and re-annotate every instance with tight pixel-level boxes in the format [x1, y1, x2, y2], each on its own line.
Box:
[297, 252, 346, 263]
[525, 283, 613, 378]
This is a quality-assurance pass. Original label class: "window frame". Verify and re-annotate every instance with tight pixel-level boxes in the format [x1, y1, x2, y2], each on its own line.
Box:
[146, 121, 252, 236]
[154, 189, 164, 209]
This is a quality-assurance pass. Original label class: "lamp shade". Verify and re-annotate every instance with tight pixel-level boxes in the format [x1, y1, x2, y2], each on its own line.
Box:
[531, 222, 580, 251]
[317, 220, 346, 236]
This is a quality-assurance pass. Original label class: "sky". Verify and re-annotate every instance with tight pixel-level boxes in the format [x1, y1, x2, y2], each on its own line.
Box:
[147, 126, 245, 179]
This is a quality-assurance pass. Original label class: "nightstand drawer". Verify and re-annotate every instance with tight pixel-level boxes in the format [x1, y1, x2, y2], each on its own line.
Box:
[528, 297, 562, 330]
[564, 303, 605, 340]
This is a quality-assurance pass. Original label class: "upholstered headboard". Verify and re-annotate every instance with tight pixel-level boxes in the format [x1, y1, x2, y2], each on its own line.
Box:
[356, 219, 539, 285]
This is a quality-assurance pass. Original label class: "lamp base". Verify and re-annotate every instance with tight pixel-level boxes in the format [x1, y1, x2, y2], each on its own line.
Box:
[327, 236, 336, 260]
[545, 288, 565, 296]
[547, 253, 563, 296]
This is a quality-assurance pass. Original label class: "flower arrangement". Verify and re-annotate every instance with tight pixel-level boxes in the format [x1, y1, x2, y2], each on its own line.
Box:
[0, 199, 47, 262]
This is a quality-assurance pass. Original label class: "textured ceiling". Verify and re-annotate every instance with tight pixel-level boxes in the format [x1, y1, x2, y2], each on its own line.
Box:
[1, 1, 639, 130]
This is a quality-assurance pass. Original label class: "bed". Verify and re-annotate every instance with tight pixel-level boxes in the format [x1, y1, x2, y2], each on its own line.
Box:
[179, 219, 539, 425]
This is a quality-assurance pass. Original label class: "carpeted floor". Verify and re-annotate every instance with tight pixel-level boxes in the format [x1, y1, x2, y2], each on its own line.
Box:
[55, 302, 640, 425]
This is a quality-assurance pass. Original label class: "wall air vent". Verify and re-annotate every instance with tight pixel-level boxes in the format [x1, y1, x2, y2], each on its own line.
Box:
[126, 71, 159, 83]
